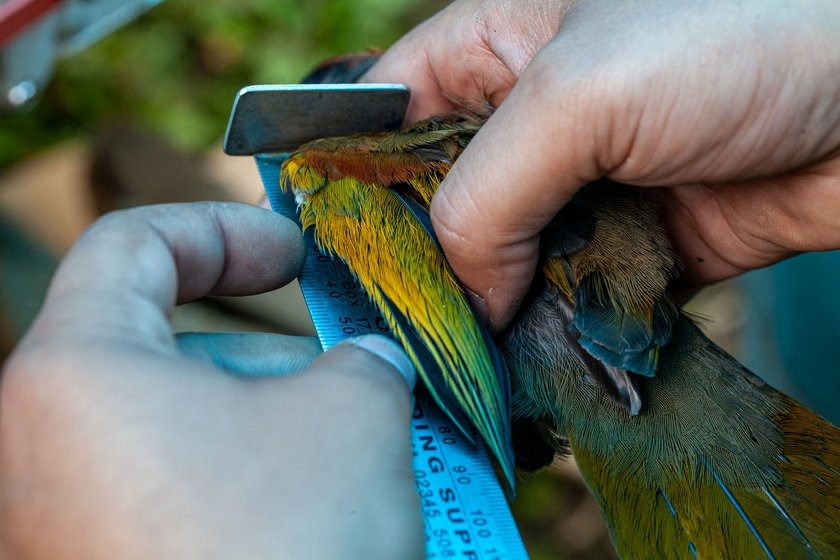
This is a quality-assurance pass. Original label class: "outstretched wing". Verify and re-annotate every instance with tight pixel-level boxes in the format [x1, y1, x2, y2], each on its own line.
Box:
[280, 118, 515, 489]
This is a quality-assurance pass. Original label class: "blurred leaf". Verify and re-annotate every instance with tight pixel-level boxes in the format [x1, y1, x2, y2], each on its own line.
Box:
[0, 0, 449, 168]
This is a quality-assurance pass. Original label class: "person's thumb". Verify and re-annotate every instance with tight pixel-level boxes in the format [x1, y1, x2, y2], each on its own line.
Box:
[300, 334, 416, 418]
[272, 334, 421, 559]
[430, 53, 609, 332]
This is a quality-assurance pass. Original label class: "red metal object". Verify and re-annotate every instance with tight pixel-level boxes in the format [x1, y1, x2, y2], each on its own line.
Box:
[0, 0, 62, 48]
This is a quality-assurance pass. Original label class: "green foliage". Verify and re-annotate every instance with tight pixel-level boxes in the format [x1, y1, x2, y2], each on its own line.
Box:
[0, 0, 447, 168]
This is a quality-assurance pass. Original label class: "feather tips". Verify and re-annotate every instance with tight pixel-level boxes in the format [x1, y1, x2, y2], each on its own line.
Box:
[574, 403, 840, 559]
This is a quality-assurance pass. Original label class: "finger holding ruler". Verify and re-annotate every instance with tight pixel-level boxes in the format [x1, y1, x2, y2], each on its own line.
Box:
[224, 84, 528, 559]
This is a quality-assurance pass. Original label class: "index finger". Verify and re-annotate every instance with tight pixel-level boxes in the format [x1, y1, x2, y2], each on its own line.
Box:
[25, 202, 304, 350]
[361, 1, 560, 123]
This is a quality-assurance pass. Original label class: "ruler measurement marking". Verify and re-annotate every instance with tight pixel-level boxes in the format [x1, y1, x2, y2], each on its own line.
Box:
[425, 400, 516, 559]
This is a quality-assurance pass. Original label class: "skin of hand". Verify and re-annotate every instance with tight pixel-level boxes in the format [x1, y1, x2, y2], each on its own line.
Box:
[0, 203, 424, 560]
[363, 0, 840, 331]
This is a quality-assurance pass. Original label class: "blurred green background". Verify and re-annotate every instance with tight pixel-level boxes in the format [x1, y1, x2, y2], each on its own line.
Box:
[1, 0, 446, 169]
[0, 1, 618, 558]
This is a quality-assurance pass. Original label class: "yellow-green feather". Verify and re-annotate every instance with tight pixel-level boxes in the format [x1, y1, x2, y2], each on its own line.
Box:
[280, 157, 514, 488]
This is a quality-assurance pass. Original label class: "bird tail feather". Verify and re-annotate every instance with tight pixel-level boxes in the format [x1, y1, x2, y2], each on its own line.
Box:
[571, 320, 840, 559]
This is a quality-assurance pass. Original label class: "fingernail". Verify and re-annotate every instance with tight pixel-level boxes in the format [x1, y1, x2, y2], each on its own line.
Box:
[465, 289, 491, 327]
[347, 335, 416, 391]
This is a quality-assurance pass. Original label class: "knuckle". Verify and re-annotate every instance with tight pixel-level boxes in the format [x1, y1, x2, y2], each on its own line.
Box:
[75, 206, 164, 249]
[77, 208, 132, 239]
[430, 194, 465, 249]
[431, 176, 487, 261]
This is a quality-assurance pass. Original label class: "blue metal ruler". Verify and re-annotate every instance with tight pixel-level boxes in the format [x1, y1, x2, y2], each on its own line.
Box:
[226, 86, 528, 559]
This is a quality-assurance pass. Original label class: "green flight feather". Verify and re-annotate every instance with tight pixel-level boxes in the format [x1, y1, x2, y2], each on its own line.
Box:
[279, 122, 515, 490]
[285, 57, 515, 487]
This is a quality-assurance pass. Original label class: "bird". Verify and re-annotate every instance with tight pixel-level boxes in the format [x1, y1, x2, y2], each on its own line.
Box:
[277, 55, 840, 559]
[279, 113, 516, 491]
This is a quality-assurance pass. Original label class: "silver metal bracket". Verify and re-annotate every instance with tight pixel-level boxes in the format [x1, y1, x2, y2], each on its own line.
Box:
[222, 83, 410, 156]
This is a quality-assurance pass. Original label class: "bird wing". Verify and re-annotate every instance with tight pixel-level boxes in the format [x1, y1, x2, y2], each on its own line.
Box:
[279, 118, 515, 490]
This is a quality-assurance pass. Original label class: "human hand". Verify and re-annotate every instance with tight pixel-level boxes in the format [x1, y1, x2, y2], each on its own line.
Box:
[364, 0, 840, 330]
[0, 203, 423, 560]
